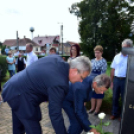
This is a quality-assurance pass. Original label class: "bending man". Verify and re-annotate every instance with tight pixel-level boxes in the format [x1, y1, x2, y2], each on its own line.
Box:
[63, 74, 111, 134]
[2, 55, 91, 134]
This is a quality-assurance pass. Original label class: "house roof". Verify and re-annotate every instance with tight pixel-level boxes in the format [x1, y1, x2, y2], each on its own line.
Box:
[52, 44, 59, 47]
[33, 35, 60, 46]
[3, 39, 16, 46]
[3, 38, 39, 46]
[66, 41, 79, 46]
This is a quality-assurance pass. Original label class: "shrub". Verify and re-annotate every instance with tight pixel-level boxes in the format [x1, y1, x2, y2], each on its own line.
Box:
[0, 55, 7, 79]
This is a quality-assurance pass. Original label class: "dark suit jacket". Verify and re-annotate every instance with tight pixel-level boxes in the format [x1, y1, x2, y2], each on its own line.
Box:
[2, 55, 69, 134]
[63, 75, 95, 132]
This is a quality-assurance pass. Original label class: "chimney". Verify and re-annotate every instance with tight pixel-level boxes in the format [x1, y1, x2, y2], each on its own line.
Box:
[24, 36, 26, 38]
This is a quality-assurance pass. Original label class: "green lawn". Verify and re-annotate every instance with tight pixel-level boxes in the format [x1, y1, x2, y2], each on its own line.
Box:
[1, 71, 10, 87]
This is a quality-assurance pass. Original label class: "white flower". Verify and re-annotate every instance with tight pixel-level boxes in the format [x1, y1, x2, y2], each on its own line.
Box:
[98, 112, 106, 120]
[87, 132, 94, 134]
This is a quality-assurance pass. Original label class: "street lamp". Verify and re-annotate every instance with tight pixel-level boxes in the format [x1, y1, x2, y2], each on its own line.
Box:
[30, 27, 35, 40]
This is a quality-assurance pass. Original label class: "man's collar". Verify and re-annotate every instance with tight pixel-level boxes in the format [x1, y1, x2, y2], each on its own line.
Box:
[120, 52, 128, 57]
[27, 51, 33, 55]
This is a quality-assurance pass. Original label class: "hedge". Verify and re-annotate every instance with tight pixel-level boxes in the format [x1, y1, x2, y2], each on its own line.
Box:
[0, 55, 7, 78]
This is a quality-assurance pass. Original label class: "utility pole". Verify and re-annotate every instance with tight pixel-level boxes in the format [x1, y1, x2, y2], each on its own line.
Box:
[61, 25, 63, 55]
[16, 31, 19, 50]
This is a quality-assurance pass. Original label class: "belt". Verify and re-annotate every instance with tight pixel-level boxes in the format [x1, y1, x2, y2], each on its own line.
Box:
[114, 76, 126, 79]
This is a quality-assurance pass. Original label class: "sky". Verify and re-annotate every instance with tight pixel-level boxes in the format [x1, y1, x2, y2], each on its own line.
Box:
[0, 0, 82, 43]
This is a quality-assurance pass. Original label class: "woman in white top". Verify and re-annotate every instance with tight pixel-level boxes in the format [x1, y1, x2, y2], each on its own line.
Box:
[67, 44, 80, 63]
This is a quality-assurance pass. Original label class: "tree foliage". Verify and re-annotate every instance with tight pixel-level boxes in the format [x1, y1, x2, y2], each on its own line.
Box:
[71, 0, 134, 61]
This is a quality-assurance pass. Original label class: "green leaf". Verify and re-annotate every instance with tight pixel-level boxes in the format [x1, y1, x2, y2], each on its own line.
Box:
[103, 121, 111, 126]
[96, 125, 102, 132]
[90, 125, 96, 128]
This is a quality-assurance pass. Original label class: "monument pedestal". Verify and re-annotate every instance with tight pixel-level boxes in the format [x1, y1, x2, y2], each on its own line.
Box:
[120, 55, 134, 134]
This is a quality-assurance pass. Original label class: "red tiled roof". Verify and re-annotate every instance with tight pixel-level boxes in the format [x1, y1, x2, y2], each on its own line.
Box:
[3, 38, 39, 46]
[3, 39, 16, 46]
[33, 35, 60, 46]
[52, 44, 59, 47]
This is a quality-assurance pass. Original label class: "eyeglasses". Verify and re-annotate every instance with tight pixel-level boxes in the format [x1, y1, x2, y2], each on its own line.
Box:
[77, 70, 85, 81]
[80, 75, 84, 81]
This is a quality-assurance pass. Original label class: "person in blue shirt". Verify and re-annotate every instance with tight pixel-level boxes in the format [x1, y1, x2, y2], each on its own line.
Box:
[62, 74, 111, 134]
[5, 46, 10, 56]
[6, 51, 16, 77]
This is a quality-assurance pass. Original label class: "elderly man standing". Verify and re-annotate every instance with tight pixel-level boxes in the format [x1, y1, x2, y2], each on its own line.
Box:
[110, 39, 133, 120]
[2, 55, 91, 134]
[26, 43, 38, 67]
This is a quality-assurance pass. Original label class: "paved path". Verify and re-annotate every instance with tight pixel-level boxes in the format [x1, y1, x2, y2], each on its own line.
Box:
[0, 102, 120, 134]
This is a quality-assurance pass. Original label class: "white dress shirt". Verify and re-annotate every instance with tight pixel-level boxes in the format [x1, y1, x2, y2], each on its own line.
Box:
[111, 52, 128, 77]
[26, 51, 38, 67]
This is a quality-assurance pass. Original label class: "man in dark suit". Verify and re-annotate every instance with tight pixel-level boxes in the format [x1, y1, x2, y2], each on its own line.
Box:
[63, 74, 111, 134]
[16, 53, 26, 72]
[2, 55, 91, 134]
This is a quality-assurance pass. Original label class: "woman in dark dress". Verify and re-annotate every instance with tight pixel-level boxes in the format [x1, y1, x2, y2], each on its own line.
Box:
[89, 45, 107, 115]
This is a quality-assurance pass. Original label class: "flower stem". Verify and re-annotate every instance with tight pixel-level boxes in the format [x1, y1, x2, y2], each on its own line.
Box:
[101, 119, 103, 133]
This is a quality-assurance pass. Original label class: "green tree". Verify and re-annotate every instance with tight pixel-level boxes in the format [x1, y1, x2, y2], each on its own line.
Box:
[70, 0, 134, 61]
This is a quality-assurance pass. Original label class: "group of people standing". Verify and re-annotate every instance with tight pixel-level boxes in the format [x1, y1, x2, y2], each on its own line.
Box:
[67, 43, 108, 116]
[6, 43, 38, 77]
[1, 38, 133, 134]
[62, 38, 133, 134]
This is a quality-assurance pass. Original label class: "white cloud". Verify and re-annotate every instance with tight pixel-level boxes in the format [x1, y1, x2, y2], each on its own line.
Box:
[0, 0, 82, 43]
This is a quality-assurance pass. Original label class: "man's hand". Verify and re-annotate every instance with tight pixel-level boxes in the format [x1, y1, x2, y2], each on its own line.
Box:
[90, 128, 100, 134]
[110, 82, 113, 90]
[84, 102, 86, 106]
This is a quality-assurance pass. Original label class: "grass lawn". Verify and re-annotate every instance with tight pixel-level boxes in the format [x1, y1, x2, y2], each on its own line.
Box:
[1, 71, 10, 87]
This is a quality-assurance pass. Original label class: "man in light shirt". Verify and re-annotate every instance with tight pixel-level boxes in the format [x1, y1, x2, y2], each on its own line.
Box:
[110, 39, 133, 121]
[26, 43, 38, 67]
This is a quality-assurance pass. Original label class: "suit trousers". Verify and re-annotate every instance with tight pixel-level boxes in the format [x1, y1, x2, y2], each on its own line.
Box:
[112, 77, 126, 117]
[12, 110, 42, 134]
[63, 100, 83, 134]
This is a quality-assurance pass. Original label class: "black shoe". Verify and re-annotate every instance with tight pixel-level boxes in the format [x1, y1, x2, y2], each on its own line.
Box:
[94, 111, 99, 116]
[89, 109, 94, 114]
